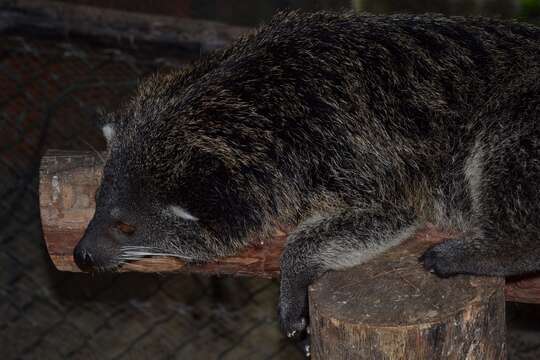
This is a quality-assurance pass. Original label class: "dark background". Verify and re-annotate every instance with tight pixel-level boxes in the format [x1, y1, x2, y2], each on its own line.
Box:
[1, 1, 540, 359]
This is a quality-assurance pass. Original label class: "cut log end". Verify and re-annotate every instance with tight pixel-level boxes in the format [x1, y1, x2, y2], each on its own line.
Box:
[308, 233, 507, 359]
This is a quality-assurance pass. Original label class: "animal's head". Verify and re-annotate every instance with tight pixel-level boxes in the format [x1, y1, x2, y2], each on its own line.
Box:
[73, 71, 274, 271]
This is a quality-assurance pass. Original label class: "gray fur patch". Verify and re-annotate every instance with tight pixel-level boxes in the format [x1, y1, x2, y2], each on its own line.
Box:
[464, 138, 484, 213]
[110, 207, 121, 218]
[168, 205, 198, 221]
[319, 224, 420, 270]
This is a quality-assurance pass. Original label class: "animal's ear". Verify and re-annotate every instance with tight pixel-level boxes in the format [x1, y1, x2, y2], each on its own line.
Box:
[96, 108, 118, 146]
[101, 123, 115, 144]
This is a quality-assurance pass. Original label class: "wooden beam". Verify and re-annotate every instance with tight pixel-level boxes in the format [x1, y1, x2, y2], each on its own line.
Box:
[39, 150, 540, 304]
[504, 275, 540, 304]
[1, 0, 248, 53]
[308, 231, 506, 359]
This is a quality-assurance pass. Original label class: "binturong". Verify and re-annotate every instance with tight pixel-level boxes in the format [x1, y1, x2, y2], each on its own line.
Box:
[74, 11, 540, 341]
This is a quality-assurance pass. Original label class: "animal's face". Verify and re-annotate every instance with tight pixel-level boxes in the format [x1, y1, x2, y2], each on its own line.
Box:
[73, 72, 275, 271]
[73, 120, 224, 272]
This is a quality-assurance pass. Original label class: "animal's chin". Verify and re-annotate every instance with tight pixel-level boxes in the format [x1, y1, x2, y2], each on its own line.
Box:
[80, 249, 211, 273]
[91, 256, 140, 273]
[119, 253, 205, 268]
[100, 264, 123, 272]
[79, 262, 122, 273]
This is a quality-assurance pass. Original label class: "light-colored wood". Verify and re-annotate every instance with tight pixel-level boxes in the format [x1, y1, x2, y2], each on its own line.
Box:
[309, 228, 507, 359]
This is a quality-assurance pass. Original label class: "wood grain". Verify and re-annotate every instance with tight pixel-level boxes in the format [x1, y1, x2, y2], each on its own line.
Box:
[309, 228, 506, 359]
[505, 275, 540, 304]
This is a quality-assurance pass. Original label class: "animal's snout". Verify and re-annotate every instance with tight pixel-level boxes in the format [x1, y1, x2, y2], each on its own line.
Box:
[73, 218, 137, 271]
[74, 245, 95, 272]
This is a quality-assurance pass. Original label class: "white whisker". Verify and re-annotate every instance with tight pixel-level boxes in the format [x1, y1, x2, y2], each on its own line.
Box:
[121, 246, 157, 249]
[116, 247, 193, 262]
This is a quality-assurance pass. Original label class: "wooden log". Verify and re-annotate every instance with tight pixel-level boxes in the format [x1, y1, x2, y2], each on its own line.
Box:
[308, 230, 507, 359]
[505, 275, 540, 304]
[1, 0, 248, 53]
[39, 150, 540, 305]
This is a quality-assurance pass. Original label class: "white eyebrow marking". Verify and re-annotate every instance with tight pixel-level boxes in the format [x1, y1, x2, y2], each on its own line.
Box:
[169, 205, 198, 221]
[102, 123, 115, 142]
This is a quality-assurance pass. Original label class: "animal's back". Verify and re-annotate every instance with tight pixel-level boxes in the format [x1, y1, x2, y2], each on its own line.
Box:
[185, 12, 540, 223]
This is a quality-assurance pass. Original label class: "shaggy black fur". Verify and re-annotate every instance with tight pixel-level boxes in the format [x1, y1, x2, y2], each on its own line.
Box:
[74, 11, 540, 344]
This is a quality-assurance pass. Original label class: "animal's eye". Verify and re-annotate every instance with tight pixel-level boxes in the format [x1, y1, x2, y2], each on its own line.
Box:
[115, 221, 136, 235]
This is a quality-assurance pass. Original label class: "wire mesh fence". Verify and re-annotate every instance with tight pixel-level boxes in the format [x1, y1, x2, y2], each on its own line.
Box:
[0, 33, 302, 360]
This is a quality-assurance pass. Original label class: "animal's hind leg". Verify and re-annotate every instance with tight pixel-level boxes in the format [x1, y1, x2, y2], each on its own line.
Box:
[421, 232, 540, 277]
[422, 87, 540, 277]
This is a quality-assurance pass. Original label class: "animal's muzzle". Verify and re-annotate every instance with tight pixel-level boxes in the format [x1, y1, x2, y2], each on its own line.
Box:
[73, 244, 95, 272]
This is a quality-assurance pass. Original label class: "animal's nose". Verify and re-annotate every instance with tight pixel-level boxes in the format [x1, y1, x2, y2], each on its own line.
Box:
[74, 246, 95, 272]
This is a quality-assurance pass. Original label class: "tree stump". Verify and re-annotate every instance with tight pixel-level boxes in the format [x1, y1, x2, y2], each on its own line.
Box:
[308, 229, 506, 360]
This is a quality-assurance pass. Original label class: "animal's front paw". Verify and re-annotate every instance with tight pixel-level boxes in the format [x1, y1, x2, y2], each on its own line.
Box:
[279, 295, 311, 357]
[420, 239, 466, 277]
[295, 335, 311, 358]
[278, 290, 308, 340]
